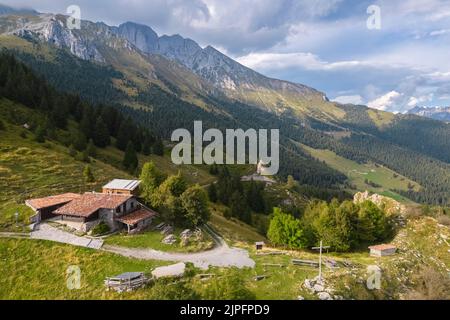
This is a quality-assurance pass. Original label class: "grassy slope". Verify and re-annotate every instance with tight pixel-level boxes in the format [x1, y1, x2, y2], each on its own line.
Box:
[0, 239, 169, 300]
[300, 143, 420, 203]
[0, 101, 133, 231]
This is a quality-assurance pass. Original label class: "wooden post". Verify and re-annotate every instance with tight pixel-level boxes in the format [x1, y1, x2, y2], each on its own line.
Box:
[312, 240, 330, 282]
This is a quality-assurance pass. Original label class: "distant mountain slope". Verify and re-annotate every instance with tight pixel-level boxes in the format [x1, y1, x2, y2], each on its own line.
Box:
[0, 4, 37, 16]
[407, 106, 450, 122]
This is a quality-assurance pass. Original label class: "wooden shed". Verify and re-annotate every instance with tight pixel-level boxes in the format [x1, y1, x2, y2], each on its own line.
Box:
[369, 244, 397, 257]
[255, 242, 265, 250]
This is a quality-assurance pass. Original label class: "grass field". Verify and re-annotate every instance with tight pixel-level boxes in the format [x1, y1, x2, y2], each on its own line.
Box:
[300, 144, 420, 202]
[105, 224, 214, 253]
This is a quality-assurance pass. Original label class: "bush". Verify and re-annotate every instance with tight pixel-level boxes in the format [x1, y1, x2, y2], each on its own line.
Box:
[90, 222, 110, 236]
[267, 207, 308, 249]
[437, 214, 450, 226]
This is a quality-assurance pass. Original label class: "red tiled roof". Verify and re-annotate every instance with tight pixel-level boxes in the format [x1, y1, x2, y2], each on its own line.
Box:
[116, 208, 158, 225]
[369, 244, 397, 251]
[54, 193, 133, 218]
[26, 193, 81, 210]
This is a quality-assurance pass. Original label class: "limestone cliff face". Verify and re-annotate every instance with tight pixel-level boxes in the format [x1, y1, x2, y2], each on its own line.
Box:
[354, 191, 407, 215]
[5, 14, 107, 63]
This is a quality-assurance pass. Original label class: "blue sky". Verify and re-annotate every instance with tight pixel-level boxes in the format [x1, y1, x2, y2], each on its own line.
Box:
[4, 0, 450, 112]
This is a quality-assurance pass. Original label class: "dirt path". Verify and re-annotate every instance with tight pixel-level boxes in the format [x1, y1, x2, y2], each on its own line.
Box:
[102, 225, 255, 269]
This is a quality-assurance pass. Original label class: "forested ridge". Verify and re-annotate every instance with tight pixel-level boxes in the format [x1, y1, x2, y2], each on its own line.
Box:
[0, 52, 162, 173]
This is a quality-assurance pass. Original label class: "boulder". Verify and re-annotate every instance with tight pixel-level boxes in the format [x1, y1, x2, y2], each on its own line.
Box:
[180, 229, 192, 238]
[313, 284, 324, 293]
[304, 279, 313, 290]
[152, 263, 185, 279]
[161, 225, 174, 235]
[318, 292, 332, 300]
[162, 234, 177, 244]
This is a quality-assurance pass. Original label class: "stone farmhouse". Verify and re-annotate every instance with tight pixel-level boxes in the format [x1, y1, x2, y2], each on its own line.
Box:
[26, 179, 157, 234]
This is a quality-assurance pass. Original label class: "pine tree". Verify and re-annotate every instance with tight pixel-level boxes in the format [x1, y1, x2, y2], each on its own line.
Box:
[68, 144, 77, 157]
[116, 121, 133, 151]
[153, 138, 164, 156]
[208, 184, 218, 203]
[93, 116, 110, 147]
[142, 134, 153, 156]
[73, 130, 87, 151]
[34, 125, 46, 143]
[230, 191, 251, 224]
[209, 164, 219, 175]
[123, 141, 138, 171]
[86, 139, 96, 157]
[80, 107, 94, 139]
[83, 165, 95, 183]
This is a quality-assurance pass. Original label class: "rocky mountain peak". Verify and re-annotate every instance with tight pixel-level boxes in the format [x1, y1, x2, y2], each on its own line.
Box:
[116, 22, 158, 53]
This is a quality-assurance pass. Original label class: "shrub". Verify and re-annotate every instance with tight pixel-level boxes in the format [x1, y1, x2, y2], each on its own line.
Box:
[90, 222, 110, 236]
[267, 207, 308, 249]
[83, 165, 95, 183]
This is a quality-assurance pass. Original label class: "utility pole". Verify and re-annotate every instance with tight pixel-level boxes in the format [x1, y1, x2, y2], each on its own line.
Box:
[312, 240, 330, 282]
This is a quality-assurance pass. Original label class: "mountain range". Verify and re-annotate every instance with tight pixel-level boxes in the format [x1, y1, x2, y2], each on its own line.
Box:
[0, 5, 449, 205]
[407, 106, 450, 122]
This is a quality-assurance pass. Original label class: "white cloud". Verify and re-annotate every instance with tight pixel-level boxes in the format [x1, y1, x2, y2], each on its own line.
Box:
[333, 95, 364, 105]
[368, 91, 403, 111]
[429, 29, 450, 36]
[236, 52, 395, 73]
[407, 94, 433, 107]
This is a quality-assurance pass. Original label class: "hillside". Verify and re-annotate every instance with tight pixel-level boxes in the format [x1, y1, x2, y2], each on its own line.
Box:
[300, 144, 420, 203]
[0, 98, 214, 230]
[0, 10, 448, 207]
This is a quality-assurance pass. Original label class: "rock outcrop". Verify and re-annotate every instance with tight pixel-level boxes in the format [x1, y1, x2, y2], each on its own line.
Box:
[354, 191, 407, 215]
